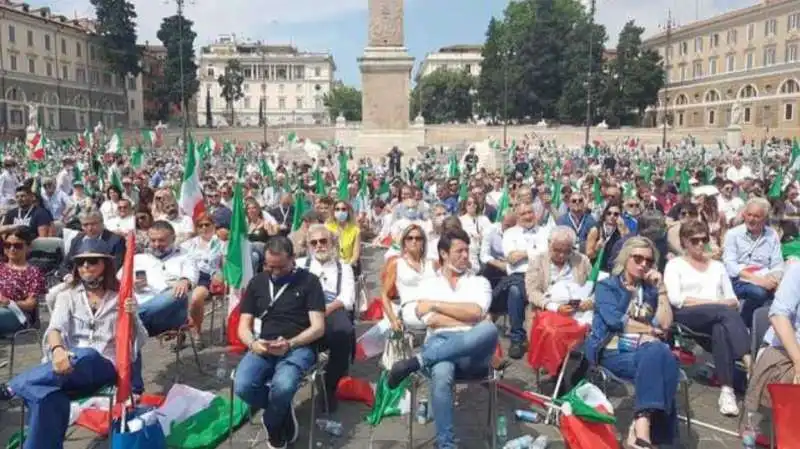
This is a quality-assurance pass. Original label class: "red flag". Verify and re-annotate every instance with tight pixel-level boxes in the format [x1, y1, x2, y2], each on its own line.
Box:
[114, 233, 135, 404]
[767, 383, 800, 449]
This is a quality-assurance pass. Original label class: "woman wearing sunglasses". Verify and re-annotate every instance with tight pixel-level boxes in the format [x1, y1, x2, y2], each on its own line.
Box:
[0, 239, 147, 449]
[586, 237, 678, 449]
[0, 229, 45, 336]
[664, 219, 750, 417]
[586, 201, 628, 270]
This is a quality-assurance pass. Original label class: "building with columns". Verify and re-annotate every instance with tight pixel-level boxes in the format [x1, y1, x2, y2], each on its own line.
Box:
[196, 35, 335, 127]
[644, 0, 800, 133]
[418, 45, 483, 78]
[0, 0, 143, 134]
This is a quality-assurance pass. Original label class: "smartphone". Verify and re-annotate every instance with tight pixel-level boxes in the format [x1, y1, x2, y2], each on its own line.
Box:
[568, 299, 581, 308]
[135, 270, 147, 283]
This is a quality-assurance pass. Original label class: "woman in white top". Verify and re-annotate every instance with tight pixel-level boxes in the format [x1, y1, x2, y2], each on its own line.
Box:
[380, 224, 435, 332]
[179, 213, 226, 345]
[100, 185, 121, 223]
[664, 219, 751, 417]
[458, 194, 492, 273]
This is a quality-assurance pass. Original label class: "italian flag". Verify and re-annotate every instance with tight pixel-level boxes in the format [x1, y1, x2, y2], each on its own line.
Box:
[141, 129, 159, 147]
[105, 129, 123, 154]
[28, 129, 45, 161]
[223, 159, 254, 351]
[77, 129, 92, 150]
[107, 165, 124, 192]
[178, 138, 205, 220]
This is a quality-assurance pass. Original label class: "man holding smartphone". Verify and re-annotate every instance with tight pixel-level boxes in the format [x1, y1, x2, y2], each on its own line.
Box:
[233, 237, 325, 449]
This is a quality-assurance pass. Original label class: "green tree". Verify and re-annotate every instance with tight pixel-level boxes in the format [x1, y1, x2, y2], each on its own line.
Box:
[476, 17, 506, 121]
[323, 83, 362, 122]
[90, 0, 141, 126]
[217, 59, 244, 126]
[556, 12, 607, 124]
[612, 21, 665, 125]
[410, 68, 476, 124]
[157, 14, 200, 124]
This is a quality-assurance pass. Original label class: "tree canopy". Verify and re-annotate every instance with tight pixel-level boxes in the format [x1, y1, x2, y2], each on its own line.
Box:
[323, 83, 362, 122]
[217, 59, 245, 126]
[411, 68, 476, 124]
[157, 14, 200, 124]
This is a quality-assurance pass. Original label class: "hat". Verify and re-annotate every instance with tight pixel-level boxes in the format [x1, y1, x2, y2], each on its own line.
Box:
[72, 239, 113, 260]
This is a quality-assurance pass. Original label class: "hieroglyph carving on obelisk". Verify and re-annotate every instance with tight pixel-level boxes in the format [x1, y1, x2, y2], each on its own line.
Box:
[368, 0, 404, 47]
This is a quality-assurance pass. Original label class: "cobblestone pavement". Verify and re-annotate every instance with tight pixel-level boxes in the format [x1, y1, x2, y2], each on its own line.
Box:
[0, 247, 749, 448]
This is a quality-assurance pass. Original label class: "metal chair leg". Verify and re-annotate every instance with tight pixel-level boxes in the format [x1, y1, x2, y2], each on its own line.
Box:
[308, 371, 317, 449]
[229, 371, 235, 448]
[187, 330, 204, 373]
[9, 336, 16, 379]
[408, 378, 416, 449]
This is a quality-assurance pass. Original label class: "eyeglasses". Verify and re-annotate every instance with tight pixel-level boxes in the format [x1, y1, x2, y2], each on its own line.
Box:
[626, 203, 641, 209]
[309, 238, 329, 246]
[334, 207, 348, 212]
[197, 222, 213, 229]
[570, 198, 584, 204]
[78, 258, 103, 267]
[689, 236, 710, 246]
[3, 242, 24, 250]
[607, 211, 620, 217]
[405, 235, 424, 242]
[631, 254, 654, 267]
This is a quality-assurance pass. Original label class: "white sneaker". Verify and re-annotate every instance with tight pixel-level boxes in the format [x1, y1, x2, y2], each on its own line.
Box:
[718, 388, 740, 416]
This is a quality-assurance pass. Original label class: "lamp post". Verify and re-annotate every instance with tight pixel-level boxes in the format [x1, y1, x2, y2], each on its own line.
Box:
[662, 9, 673, 149]
[503, 49, 510, 147]
[584, 0, 596, 150]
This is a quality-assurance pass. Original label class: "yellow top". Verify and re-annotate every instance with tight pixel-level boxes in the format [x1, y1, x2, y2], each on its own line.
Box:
[326, 220, 360, 263]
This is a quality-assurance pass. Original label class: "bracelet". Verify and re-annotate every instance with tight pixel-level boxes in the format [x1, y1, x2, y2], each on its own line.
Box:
[50, 344, 66, 355]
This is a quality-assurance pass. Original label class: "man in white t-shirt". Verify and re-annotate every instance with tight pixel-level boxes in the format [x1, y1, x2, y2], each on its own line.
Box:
[725, 156, 753, 184]
[717, 180, 745, 225]
[386, 229, 497, 449]
[106, 198, 136, 234]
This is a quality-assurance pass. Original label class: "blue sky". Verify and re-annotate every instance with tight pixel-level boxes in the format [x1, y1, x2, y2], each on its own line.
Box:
[34, 0, 757, 86]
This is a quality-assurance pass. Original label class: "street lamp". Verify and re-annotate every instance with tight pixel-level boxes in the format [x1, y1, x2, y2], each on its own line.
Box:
[584, 0, 596, 150]
[260, 44, 268, 146]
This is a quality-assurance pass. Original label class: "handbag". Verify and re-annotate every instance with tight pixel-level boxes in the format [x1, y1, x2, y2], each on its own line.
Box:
[110, 410, 167, 449]
[380, 332, 413, 371]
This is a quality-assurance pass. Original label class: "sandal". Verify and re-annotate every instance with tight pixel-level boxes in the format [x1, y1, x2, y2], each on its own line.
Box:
[625, 424, 655, 449]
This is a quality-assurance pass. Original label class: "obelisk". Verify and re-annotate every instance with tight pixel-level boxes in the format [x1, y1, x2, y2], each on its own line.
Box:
[358, 0, 414, 133]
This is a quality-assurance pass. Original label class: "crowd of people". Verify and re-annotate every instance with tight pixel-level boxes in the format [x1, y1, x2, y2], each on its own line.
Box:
[0, 134, 798, 448]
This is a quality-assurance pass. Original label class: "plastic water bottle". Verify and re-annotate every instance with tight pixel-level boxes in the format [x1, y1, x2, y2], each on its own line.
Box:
[741, 412, 756, 449]
[496, 415, 508, 447]
[215, 353, 227, 380]
[501, 435, 533, 449]
[315, 419, 343, 437]
[514, 409, 541, 423]
[530, 435, 549, 449]
[416, 399, 429, 424]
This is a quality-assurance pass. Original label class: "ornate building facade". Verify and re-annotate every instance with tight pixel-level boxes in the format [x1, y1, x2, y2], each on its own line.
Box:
[644, 0, 800, 134]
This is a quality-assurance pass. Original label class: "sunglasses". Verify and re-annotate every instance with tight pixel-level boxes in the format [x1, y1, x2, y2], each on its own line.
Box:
[680, 211, 699, 217]
[631, 254, 654, 267]
[78, 258, 104, 267]
[136, 215, 149, 221]
[607, 211, 620, 217]
[626, 203, 641, 208]
[570, 198, 584, 204]
[334, 207, 348, 212]
[405, 235, 424, 242]
[3, 242, 24, 250]
[689, 236, 710, 246]
[309, 238, 329, 246]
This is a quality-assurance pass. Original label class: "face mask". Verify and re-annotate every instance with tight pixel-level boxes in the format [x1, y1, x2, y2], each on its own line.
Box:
[334, 211, 348, 222]
[80, 273, 104, 290]
[151, 246, 175, 259]
[271, 268, 296, 286]
[404, 209, 421, 221]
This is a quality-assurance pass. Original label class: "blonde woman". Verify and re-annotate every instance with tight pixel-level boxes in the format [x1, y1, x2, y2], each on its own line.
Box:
[586, 237, 678, 449]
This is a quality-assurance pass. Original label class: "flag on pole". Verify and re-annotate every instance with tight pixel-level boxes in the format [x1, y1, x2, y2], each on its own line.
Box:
[178, 138, 206, 221]
[108, 165, 124, 192]
[768, 170, 784, 199]
[287, 131, 299, 145]
[28, 130, 45, 161]
[105, 129, 123, 154]
[223, 159, 255, 351]
[130, 146, 144, 169]
[141, 129, 156, 146]
[115, 233, 135, 404]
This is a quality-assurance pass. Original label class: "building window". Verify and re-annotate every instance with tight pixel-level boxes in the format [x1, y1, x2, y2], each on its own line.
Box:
[747, 23, 755, 41]
[102, 72, 112, 87]
[726, 29, 737, 45]
[743, 107, 752, 123]
[89, 45, 96, 60]
[243, 67, 252, 79]
[787, 43, 798, 63]
[296, 97, 303, 109]
[130, 99, 135, 110]
[709, 57, 717, 75]
[692, 61, 703, 79]
[61, 38, 66, 55]
[679, 65, 687, 81]
[243, 83, 249, 92]
[782, 79, 799, 94]
[76, 42, 82, 58]
[709, 33, 719, 49]
[740, 84, 757, 98]
[9, 55, 16, 71]
[278, 97, 286, 109]
[790, 13, 800, 31]
[293, 66, 304, 80]
[27, 30, 33, 47]
[726, 54, 735, 72]
[677, 112, 684, 126]
[764, 46, 776, 66]
[207, 67, 214, 77]
[261, 84, 266, 93]
[90, 70, 99, 85]
[764, 19, 777, 37]
[278, 84, 285, 93]
[27, 58, 34, 74]
[705, 90, 720, 102]
[44, 34, 50, 51]
[244, 97, 250, 109]
[708, 110, 715, 125]
[785, 104, 794, 121]
[680, 41, 688, 55]
[61, 65, 67, 80]
[45, 62, 52, 77]
[76, 68, 86, 83]
[8, 25, 14, 43]
[694, 37, 703, 53]
[127, 77, 136, 90]
[314, 67, 321, 77]
[276, 66, 287, 80]
[746, 51, 754, 69]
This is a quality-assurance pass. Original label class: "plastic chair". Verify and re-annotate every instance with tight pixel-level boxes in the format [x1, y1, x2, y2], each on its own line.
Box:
[1, 308, 42, 379]
[227, 352, 329, 448]
[751, 306, 772, 367]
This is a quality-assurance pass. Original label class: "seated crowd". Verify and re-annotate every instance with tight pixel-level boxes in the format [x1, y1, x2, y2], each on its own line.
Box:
[0, 158, 799, 449]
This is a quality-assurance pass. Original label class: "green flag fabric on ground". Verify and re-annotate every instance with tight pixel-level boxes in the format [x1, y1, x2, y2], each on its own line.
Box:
[166, 396, 249, 449]
[365, 371, 411, 426]
[556, 380, 616, 424]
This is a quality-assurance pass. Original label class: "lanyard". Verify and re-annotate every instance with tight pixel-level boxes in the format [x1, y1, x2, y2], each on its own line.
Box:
[278, 206, 289, 225]
[262, 280, 290, 319]
[16, 206, 33, 222]
[567, 213, 585, 234]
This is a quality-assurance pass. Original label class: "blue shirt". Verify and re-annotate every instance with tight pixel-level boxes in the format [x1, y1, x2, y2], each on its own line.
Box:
[41, 189, 71, 220]
[555, 212, 597, 253]
[442, 195, 459, 214]
[764, 263, 800, 348]
[722, 224, 784, 278]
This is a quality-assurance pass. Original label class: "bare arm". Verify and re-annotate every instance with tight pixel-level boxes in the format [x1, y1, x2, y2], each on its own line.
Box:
[380, 258, 401, 327]
[419, 300, 483, 323]
[350, 231, 362, 263]
[237, 313, 257, 348]
[425, 312, 469, 329]
[771, 315, 800, 367]
[289, 311, 325, 348]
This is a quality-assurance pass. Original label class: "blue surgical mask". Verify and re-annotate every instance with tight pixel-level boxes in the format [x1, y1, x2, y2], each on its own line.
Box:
[334, 211, 348, 222]
[271, 269, 296, 286]
[404, 209, 421, 220]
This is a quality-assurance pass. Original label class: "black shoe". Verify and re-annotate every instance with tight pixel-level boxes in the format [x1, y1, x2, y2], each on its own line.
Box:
[508, 341, 527, 360]
[262, 414, 286, 449]
[284, 402, 299, 444]
[387, 357, 421, 389]
[0, 383, 13, 401]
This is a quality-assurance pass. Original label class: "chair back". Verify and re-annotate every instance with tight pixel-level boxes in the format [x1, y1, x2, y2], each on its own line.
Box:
[751, 306, 771, 357]
[767, 384, 800, 449]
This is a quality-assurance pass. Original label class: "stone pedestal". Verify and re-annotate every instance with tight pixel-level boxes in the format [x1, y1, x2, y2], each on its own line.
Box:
[346, 128, 425, 159]
[726, 125, 742, 149]
[358, 46, 414, 131]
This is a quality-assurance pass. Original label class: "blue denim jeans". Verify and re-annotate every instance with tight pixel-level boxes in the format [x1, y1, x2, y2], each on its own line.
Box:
[233, 346, 317, 437]
[421, 321, 499, 449]
[9, 348, 118, 449]
[600, 342, 679, 445]
[137, 291, 188, 336]
[731, 277, 774, 328]
[507, 281, 527, 343]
